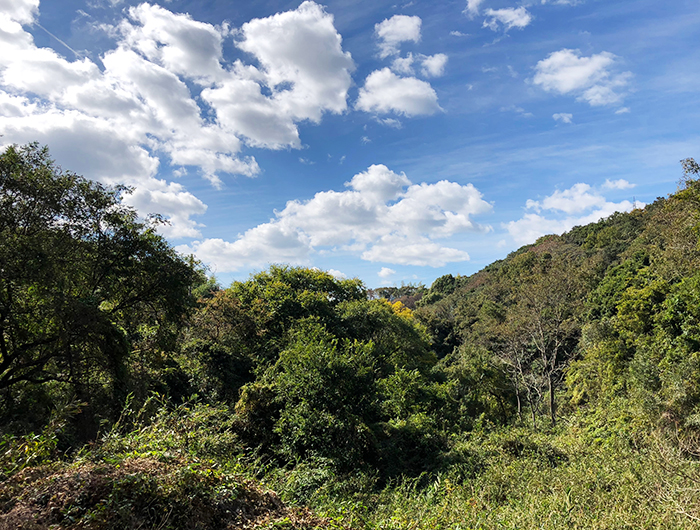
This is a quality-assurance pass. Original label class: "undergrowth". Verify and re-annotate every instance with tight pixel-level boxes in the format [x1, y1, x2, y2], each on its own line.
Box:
[4, 398, 700, 529]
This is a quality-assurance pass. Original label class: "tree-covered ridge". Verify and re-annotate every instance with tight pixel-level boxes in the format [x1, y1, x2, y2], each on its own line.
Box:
[4, 144, 700, 529]
[413, 159, 700, 437]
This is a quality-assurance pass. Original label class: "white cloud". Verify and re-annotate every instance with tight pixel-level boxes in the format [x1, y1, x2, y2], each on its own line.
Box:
[376, 117, 403, 128]
[122, 178, 208, 239]
[378, 267, 396, 279]
[363, 236, 471, 266]
[421, 53, 448, 77]
[603, 179, 635, 190]
[553, 112, 573, 123]
[0, 0, 38, 24]
[533, 49, 631, 107]
[0, 1, 354, 234]
[180, 165, 493, 271]
[375, 15, 421, 58]
[534, 50, 613, 93]
[369, 16, 446, 120]
[356, 68, 442, 117]
[483, 7, 533, 32]
[391, 53, 448, 78]
[202, 1, 354, 150]
[391, 53, 415, 75]
[506, 182, 642, 245]
[450, 31, 469, 37]
[0, 92, 36, 117]
[526, 183, 605, 214]
[116, 3, 226, 83]
[233, 2, 354, 120]
[616, 107, 631, 114]
[176, 225, 312, 272]
[464, 0, 485, 18]
[328, 269, 347, 279]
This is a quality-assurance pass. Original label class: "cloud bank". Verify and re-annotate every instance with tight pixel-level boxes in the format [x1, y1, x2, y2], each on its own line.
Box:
[179, 165, 493, 271]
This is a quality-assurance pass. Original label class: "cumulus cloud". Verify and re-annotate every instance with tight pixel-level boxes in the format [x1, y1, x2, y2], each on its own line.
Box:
[390, 53, 447, 78]
[533, 49, 632, 107]
[229, 2, 354, 128]
[375, 15, 421, 58]
[483, 7, 533, 32]
[356, 68, 442, 117]
[391, 53, 415, 75]
[506, 182, 642, 245]
[464, 0, 485, 18]
[603, 179, 635, 190]
[327, 269, 347, 279]
[122, 179, 208, 238]
[363, 235, 470, 266]
[391, 53, 448, 77]
[1, 0, 38, 24]
[179, 165, 493, 271]
[0, 1, 354, 235]
[368, 15, 446, 118]
[176, 225, 312, 273]
[553, 112, 573, 123]
[526, 183, 607, 214]
[421, 53, 448, 77]
[116, 3, 226, 83]
[378, 267, 396, 279]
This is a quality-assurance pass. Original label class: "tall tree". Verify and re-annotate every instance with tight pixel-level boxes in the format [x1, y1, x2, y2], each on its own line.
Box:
[514, 259, 583, 425]
[0, 144, 198, 408]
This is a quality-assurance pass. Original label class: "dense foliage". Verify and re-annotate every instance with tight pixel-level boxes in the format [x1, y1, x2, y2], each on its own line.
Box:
[4, 144, 700, 529]
[0, 144, 201, 439]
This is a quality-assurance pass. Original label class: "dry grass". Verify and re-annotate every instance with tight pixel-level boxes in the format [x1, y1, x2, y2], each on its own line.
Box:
[0, 456, 344, 530]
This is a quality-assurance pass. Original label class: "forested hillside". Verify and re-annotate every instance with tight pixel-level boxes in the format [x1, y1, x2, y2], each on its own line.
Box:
[3, 143, 700, 529]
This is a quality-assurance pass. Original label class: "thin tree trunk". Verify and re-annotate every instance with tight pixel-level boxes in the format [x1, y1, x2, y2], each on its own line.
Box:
[528, 393, 537, 431]
[548, 373, 556, 427]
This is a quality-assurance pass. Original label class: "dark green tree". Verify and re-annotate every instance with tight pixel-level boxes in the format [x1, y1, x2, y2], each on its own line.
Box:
[0, 144, 199, 426]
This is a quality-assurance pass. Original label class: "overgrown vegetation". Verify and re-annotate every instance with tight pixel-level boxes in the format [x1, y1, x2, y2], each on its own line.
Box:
[4, 143, 700, 528]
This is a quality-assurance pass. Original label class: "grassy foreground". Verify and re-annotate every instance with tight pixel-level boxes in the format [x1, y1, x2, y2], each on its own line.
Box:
[4, 400, 700, 530]
[275, 427, 700, 530]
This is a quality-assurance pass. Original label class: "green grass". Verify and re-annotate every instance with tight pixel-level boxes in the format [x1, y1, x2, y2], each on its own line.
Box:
[276, 427, 700, 530]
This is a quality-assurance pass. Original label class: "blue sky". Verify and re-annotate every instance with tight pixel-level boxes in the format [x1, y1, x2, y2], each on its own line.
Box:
[1, 0, 698, 287]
